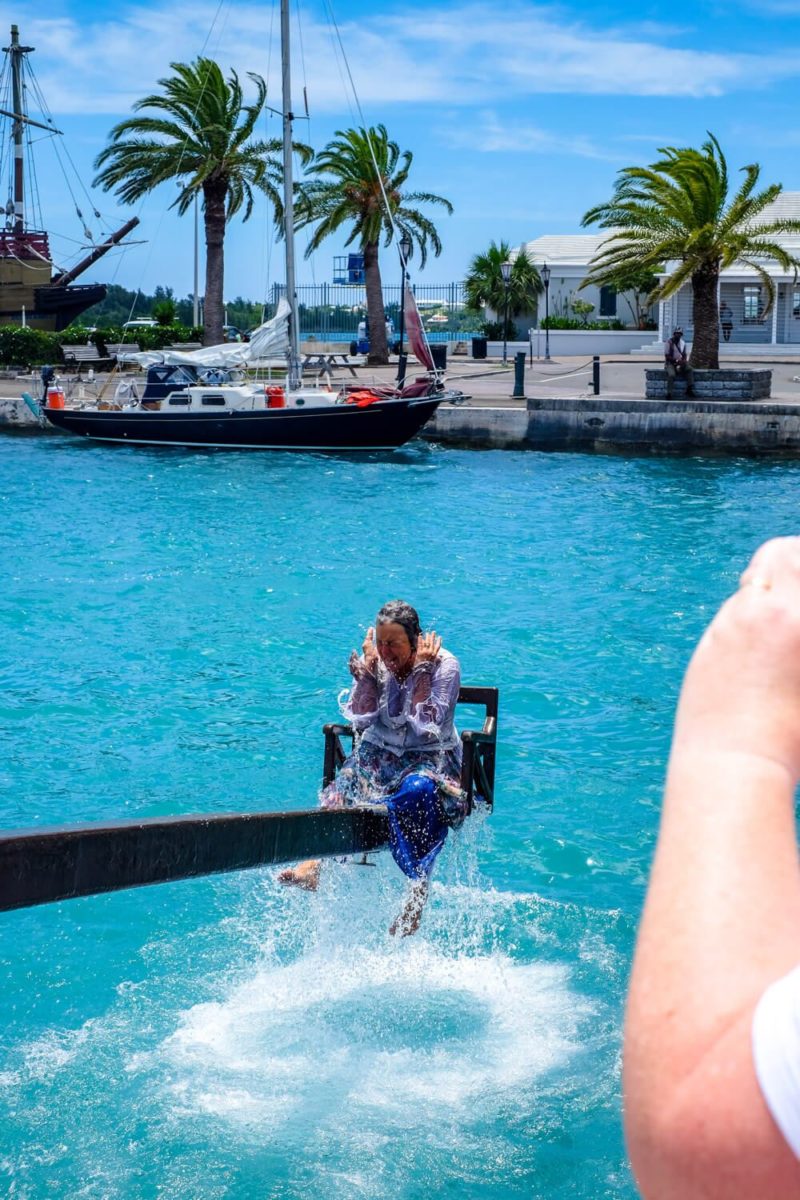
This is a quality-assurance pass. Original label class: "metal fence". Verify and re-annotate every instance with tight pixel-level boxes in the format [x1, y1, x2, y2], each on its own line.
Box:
[269, 281, 477, 343]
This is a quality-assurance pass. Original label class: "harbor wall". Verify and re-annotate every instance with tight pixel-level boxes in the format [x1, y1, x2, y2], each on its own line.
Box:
[422, 397, 800, 456]
[487, 331, 656, 359]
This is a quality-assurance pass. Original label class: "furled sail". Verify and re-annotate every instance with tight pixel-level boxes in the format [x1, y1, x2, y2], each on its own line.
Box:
[403, 284, 434, 372]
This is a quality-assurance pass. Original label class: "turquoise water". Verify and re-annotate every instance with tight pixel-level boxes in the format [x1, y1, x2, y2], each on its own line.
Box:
[1, 435, 798, 1198]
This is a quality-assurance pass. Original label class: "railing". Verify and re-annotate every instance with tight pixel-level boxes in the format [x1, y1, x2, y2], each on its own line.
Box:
[0, 687, 498, 913]
[0, 228, 50, 260]
[270, 280, 479, 343]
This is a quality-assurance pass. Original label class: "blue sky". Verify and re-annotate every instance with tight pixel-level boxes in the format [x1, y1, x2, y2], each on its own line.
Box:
[7, 0, 800, 305]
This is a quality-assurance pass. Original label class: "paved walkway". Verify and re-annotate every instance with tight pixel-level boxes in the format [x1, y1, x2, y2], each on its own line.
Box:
[6, 354, 800, 407]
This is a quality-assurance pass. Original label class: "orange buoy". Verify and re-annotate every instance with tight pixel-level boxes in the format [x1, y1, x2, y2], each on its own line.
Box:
[266, 385, 285, 409]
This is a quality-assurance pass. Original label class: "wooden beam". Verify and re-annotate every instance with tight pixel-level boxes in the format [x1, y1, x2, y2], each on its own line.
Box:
[0, 806, 390, 912]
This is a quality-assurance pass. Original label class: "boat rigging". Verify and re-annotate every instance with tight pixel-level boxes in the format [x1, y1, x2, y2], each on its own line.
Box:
[0, 23, 140, 330]
[42, 0, 459, 451]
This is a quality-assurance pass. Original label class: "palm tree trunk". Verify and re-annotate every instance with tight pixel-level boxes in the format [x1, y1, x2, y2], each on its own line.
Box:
[364, 240, 388, 365]
[690, 263, 720, 369]
[203, 180, 227, 346]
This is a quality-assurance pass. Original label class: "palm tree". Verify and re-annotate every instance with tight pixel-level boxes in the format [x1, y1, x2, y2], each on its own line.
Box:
[93, 58, 311, 346]
[464, 240, 542, 337]
[295, 125, 453, 364]
[581, 134, 800, 368]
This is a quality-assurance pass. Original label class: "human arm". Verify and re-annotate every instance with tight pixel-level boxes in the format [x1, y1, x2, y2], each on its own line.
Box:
[406, 636, 460, 739]
[346, 626, 379, 721]
[624, 537, 800, 1200]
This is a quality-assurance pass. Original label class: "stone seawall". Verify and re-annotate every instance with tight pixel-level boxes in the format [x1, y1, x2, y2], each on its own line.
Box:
[421, 397, 800, 456]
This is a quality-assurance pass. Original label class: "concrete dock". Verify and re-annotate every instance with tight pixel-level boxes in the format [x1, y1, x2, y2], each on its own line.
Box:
[6, 353, 800, 454]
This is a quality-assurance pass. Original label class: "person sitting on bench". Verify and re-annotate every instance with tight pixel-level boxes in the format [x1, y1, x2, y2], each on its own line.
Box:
[664, 326, 696, 397]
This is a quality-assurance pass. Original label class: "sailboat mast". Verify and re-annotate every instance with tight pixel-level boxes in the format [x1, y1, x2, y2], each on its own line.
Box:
[6, 25, 33, 235]
[281, 0, 301, 388]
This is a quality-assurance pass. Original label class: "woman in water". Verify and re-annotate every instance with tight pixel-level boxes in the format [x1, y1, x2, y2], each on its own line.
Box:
[279, 600, 462, 934]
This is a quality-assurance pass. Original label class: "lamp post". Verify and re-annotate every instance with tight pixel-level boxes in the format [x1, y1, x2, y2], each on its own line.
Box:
[397, 231, 412, 385]
[501, 260, 512, 364]
[541, 262, 551, 362]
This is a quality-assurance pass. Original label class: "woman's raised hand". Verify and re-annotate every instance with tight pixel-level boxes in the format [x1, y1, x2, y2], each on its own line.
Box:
[363, 626, 379, 672]
[416, 630, 442, 662]
[350, 626, 379, 678]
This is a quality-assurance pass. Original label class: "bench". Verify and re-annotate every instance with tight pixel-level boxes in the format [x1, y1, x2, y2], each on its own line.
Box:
[60, 345, 111, 376]
[105, 342, 141, 363]
[302, 352, 357, 380]
[167, 342, 203, 352]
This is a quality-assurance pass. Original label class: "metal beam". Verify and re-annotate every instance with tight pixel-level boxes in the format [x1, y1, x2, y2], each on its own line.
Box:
[0, 806, 389, 913]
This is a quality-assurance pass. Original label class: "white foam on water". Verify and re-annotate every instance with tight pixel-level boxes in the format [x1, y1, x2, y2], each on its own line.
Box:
[132, 861, 596, 1147]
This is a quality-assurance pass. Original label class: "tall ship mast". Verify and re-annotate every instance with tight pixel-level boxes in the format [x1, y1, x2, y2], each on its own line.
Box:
[0, 24, 138, 330]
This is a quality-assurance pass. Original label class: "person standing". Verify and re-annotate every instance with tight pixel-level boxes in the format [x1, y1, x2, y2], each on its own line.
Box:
[720, 300, 734, 342]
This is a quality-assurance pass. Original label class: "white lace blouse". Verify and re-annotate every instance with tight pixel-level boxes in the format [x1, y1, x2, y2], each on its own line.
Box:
[341, 649, 461, 757]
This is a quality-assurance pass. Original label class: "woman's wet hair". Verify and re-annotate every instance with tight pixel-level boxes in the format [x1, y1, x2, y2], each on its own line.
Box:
[376, 600, 421, 647]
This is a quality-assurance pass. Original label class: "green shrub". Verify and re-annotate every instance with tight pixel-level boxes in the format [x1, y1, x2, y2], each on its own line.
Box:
[0, 326, 62, 366]
[541, 316, 627, 331]
[481, 319, 518, 339]
[65, 322, 204, 352]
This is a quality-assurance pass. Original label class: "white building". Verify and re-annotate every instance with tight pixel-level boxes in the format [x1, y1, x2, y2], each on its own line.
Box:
[518, 193, 800, 348]
[515, 233, 655, 331]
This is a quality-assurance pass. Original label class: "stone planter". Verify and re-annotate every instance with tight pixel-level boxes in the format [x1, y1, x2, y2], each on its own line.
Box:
[645, 368, 772, 400]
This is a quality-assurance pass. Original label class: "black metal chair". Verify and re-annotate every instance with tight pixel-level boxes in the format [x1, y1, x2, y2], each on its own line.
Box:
[322, 685, 498, 813]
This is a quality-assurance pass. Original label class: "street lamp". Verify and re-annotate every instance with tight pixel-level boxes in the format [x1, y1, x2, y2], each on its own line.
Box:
[501, 259, 512, 364]
[398, 230, 412, 384]
[540, 262, 551, 362]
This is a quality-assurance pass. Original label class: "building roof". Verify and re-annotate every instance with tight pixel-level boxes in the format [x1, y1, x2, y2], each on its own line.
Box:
[517, 234, 609, 267]
[753, 191, 800, 222]
[519, 194, 800, 271]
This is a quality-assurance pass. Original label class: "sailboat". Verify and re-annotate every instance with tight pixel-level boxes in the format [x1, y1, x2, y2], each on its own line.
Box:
[0, 25, 139, 330]
[42, 1, 456, 451]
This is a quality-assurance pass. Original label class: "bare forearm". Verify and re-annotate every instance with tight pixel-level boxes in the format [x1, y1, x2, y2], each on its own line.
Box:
[626, 749, 800, 1196]
[629, 750, 800, 1080]
[350, 672, 378, 715]
[624, 541, 800, 1197]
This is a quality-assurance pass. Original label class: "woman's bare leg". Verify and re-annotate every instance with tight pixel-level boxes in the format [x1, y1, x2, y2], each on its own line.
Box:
[389, 880, 428, 937]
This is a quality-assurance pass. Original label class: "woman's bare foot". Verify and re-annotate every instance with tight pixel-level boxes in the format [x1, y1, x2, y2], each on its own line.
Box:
[389, 881, 428, 937]
[278, 859, 321, 890]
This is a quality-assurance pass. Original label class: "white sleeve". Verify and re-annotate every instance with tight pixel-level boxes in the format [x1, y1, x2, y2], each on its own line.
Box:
[752, 963, 800, 1158]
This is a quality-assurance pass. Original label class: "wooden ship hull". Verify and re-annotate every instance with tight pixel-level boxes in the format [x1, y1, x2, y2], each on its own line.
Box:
[0, 231, 105, 329]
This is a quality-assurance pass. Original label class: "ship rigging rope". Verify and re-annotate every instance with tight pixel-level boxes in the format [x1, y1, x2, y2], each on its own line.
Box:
[23, 63, 109, 247]
[316, 0, 436, 363]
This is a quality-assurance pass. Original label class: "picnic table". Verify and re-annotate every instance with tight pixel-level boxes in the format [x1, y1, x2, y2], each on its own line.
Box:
[301, 352, 358, 379]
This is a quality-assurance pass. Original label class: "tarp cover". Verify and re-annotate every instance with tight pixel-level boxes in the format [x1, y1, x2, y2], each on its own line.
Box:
[121, 299, 292, 370]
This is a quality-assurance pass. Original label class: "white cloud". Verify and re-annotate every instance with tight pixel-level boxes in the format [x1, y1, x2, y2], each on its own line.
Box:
[10, 0, 800, 119]
[438, 111, 620, 160]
